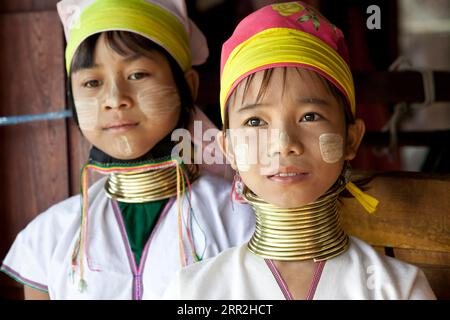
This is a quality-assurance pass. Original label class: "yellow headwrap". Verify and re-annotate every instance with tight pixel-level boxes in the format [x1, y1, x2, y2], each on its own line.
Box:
[220, 28, 355, 122]
[60, 0, 192, 73]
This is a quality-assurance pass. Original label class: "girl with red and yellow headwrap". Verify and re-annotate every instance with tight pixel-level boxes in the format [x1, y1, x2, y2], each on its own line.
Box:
[164, 2, 435, 300]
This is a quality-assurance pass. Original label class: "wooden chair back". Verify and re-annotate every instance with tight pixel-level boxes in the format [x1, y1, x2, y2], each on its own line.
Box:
[341, 172, 450, 299]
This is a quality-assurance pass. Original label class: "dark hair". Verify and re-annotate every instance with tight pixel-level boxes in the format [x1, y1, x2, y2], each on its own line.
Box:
[223, 67, 354, 133]
[67, 31, 194, 130]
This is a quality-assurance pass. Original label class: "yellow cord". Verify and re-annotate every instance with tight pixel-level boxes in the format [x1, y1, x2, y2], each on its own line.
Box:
[345, 181, 379, 214]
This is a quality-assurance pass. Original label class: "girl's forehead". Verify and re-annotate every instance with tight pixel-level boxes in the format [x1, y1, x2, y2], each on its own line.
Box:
[92, 34, 156, 64]
[233, 67, 333, 106]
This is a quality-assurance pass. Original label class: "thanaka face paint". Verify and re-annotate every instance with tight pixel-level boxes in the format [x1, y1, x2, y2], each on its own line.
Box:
[278, 130, 290, 149]
[74, 97, 99, 131]
[103, 80, 121, 109]
[114, 135, 133, 158]
[319, 133, 344, 164]
[137, 85, 181, 118]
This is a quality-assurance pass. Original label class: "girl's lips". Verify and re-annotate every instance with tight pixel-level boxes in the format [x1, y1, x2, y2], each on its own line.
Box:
[103, 121, 139, 133]
[267, 172, 310, 183]
[266, 166, 310, 183]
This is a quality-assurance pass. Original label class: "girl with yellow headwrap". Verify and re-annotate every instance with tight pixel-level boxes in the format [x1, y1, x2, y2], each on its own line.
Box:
[163, 2, 435, 299]
[1, 0, 254, 300]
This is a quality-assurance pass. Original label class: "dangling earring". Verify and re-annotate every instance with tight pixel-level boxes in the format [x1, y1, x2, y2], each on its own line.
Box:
[343, 161, 352, 184]
[231, 171, 246, 203]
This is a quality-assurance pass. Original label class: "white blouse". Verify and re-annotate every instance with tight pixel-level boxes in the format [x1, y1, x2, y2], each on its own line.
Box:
[1, 172, 255, 299]
[163, 236, 436, 300]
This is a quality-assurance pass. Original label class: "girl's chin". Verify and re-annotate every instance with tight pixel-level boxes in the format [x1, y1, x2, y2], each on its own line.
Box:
[104, 148, 150, 161]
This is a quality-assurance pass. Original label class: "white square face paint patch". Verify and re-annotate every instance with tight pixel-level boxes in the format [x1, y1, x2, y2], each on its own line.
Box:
[319, 133, 344, 164]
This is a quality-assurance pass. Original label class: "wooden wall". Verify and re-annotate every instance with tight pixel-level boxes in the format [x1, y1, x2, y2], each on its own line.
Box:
[0, 0, 90, 299]
[0, 1, 59, 12]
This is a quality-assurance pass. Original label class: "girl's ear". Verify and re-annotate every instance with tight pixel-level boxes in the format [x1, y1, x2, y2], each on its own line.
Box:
[344, 118, 365, 161]
[184, 69, 199, 101]
[216, 130, 237, 170]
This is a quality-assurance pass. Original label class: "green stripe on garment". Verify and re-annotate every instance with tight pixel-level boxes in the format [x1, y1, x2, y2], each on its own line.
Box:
[118, 199, 169, 267]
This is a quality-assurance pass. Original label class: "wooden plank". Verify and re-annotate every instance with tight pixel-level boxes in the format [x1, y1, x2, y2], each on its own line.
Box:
[341, 172, 450, 253]
[66, 119, 104, 196]
[354, 71, 450, 104]
[0, 0, 59, 13]
[372, 246, 387, 256]
[342, 172, 450, 299]
[421, 266, 450, 300]
[393, 248, 450, 300]
[363, 130, 450, 146]
[0, 11, 67, 299]
[67, 119, 91, 195]
[394, 248, 450, 266]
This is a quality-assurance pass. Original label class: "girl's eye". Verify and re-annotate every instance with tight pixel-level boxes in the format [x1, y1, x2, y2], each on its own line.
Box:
[301, 113, 322, 122]
[84, 80, 102, 88]
[128, 72, 150, 80]
[245, 118, 267, 127]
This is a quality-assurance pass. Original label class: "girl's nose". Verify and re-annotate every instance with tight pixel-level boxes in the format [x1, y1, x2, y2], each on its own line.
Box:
[101, 80, 132, 111]
[268, 127, 304, 157]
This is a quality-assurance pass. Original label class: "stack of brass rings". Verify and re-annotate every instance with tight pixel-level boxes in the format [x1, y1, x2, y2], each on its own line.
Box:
[105, 163, 199, 203]
[244, 177, 349, 261]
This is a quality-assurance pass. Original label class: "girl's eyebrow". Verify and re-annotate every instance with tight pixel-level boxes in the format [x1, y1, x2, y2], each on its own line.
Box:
[73, 63, 101, 73]
[299, 97, 330, 106]
[123, 51, 161, 64]
[237, 103, 270, 113]
[237, 97, 330, 112]
[73, 53, 155, 73]
[123, 53, 147, 63]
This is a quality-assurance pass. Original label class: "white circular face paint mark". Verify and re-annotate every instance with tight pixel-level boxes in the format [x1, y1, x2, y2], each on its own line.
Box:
[74, 97, 99, 131]
[235, 143, 251, 172]
[319, 133, 344, 164]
